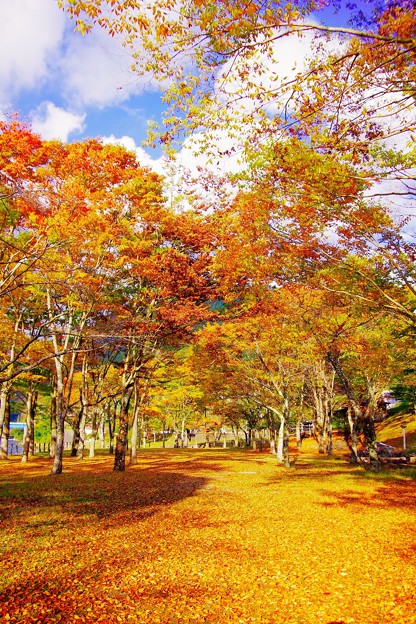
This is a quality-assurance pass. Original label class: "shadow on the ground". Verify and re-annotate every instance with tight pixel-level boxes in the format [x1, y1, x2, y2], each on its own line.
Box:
[0, 448, 262, 528]
[0, 460, 212, 526]
[260, 455, 416, 513]
[319, 478, 416, 511]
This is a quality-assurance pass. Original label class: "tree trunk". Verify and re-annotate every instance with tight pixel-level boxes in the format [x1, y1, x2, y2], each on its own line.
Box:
[295, 419, 302, 449]
[311, 378, 326, 454]
[233, 426, 240, 448]
[114, 387, 133, 472]
[29, 407, 35, 457]
[50, 379, 57, 459]
[98, 415, 105, 449]
[162, 420, 166, 449]
[89, 410, 99, 458]
[22, 387, 37, 463]
[276, 417, 284, 462]
[270, 429, 276, 455]
[51, 383, 65, 475]
[108, 402, 117, 455]
[51, 357, 66, 475]
[0, 387, 11, 459]
[282, 423, 290, 468]
[326, 411, 333, 456]
[130, 386, 140, 466]
[76, 407, 87, 460]
[276, 396, 291, 467]
[181, 417, 186, 448]
[328, 350, 379, 468]
[364, 378, 381, 468]
[71, 407, 83, 457]
[347, 406, 359, 463]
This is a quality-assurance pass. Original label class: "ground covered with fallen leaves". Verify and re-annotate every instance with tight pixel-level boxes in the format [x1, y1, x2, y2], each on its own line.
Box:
[1, 445, 416, 624]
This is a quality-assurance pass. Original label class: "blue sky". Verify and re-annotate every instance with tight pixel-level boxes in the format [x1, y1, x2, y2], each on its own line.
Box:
[4, 0, 404, 193]
[0, 1, 361, 164]
[3, 1, 412, 230]
[1, 0, 167, 166]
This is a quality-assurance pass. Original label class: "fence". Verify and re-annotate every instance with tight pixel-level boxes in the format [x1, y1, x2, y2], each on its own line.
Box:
[7, 441, 73, 455]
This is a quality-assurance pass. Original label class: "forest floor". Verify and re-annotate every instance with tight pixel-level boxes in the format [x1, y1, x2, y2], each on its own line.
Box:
[1, 441, 416, 624]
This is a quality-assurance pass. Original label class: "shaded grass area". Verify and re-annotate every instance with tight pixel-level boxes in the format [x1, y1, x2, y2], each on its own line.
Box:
[1, 448, 416, 624]
[376, 413, 416, 451]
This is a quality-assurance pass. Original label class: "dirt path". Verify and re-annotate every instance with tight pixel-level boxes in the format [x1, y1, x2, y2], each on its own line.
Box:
[1, 449, 415, 623]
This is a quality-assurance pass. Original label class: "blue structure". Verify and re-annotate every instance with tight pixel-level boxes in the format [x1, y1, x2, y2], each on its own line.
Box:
[5, 415, 26, 455]
[8, 437, 23, 455]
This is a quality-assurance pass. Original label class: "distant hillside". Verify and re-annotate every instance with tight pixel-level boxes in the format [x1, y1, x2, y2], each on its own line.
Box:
[376, 413, 416, 451]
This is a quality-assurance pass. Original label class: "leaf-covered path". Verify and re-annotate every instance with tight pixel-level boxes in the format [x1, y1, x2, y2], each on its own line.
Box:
[1, 449, 415, 624]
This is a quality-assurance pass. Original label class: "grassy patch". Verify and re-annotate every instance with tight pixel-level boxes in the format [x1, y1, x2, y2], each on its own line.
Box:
[376, 412, 416, 451]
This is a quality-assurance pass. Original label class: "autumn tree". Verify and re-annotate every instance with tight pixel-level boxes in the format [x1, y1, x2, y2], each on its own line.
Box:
[60, 0, 415, 319]
[193, 296, 311, 466]
[59, 1, 415, 159]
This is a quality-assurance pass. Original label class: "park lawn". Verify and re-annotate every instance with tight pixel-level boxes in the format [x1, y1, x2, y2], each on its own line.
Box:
[0, 448, 415, 624]
[376, 413, 416, 451]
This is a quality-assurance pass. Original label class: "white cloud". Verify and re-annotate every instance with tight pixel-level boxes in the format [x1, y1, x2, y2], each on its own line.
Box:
[102, 134, 165, 173]
[176, 131, 244, 175]
[59, 27, 158, 109]
[31, 102, 86, 141]
[101, 132, 238, 213]
[215, 26, 321, 117]
[0, 0, 160, 120]
[0, 0, 65, 104]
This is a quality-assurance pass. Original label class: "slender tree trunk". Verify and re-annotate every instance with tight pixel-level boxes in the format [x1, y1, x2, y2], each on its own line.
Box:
[0, 315, 21, 459]
[50, 378, 57, 459]
[270, 429, 276, 455]
[363, 379, 379, 466]
[130, 385, 140, 466]
[181, 417, 186, 448]
[141, 422, 147, 449]
[29, 404, 35, 457]
[282, 393, 291, 467]
[276, 417, 284, 462]
[114, 387, 133, 472]
[347, 406, 359, 463]
[73, 355, 89, 457]
[50, 339, 67, 474]
[89, 410, 99, 458]
[51, 369, 65, 475]
[275, 396, 291, 467]
[108, 402, 117, 454]
[0, 387, 11, 459]
[162, 419, 166, 449]
[361, 411, 378, 465]
[76, 406, 87, 460]
[282, 422, 290, 468]
[98, 415, 105, 449]
[22, 387, 37, 463]
[71, 407, 84, 457]
[295, 419, 302, 449]
[326, 409, 333, 456]
[311, 380, 326, 454]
